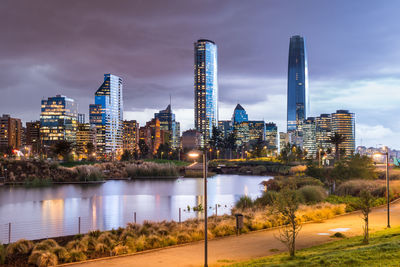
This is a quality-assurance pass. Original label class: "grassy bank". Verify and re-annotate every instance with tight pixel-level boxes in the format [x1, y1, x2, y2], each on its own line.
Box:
[144, 159, 189, 167]
[2, 203, 345, 266]
[230, 227, 400, 266]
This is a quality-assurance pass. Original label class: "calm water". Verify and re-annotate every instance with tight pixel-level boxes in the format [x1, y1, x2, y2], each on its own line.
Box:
[0, 174, 270, 243]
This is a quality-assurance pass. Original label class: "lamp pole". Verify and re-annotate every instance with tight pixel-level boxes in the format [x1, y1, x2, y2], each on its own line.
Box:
[203, 150, 208, 267]
[386, 151, 390, 228]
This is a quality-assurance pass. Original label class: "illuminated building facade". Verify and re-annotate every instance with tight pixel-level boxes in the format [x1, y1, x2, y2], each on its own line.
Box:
[89, 74, 123, 157]
[76, 123, 96, 158]
[316, 114, 333, 150]
[265, 122, 278, 153]
[303, 117, 317, 158]
[218, 120, 233, 138]
[331, 110, 355, 156]
[248, 121, 266, 141]
[287, 35, 308, 145]
[232, 104, 248, 124]
[139, 118, 161, 155]
[0, 114, 22, 151]
[154, 104, 180, 149]
[40, 95, 77, 146]
[279, 132, 289, 151]
[26, 121, 41, 153]
[123, 120, 139, 152]
[194, 39, 218, 143]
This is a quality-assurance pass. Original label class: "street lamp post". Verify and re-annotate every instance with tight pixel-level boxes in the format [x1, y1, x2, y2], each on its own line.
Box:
[374, 151, 390, 228]
[188, 149, 208, 267]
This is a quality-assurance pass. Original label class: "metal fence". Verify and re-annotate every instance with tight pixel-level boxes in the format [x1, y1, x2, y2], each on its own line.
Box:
[0, 203, 234, 244]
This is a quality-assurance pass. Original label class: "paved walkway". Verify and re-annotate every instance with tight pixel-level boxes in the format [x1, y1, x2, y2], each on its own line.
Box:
[72, 201, 400, 267]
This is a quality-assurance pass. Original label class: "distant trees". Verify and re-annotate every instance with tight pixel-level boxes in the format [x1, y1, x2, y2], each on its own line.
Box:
[330, 133, 346, 161]
[278, 143, 305, 164]
[138, 140, 149, 158]
[52, 140, 73, 161]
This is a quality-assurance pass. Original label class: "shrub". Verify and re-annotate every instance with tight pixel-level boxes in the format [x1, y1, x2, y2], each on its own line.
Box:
[252, 165, 267, 175]
[68, 249, 87, 262]
[95, 242, 110, 254]
[298, 185, 328, 203]
[97, 232, 115, 248]
[126, 162, 178, 178]
[33, 239, 58, 252]
[52, 246, 69, 263]
[254, 191, 278, 206]
[134, 235, 146, 251]
[235, 196, 254, 209]
[36, 251, 58, 267]
[6, 239, 34, 258]
[176, 233, 192, 244]
[112, 245, 129, 256]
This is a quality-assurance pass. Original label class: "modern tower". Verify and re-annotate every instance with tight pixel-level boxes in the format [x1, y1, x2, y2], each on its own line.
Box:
[155, 104, 180, 149]
[194, 39, 218, 143]
[232, 104, 248, 124]
[40, 95, 77, 147]
[287, 35, 309, 144]
[331, 110, 355, 156]
[89, 74, 123, 157]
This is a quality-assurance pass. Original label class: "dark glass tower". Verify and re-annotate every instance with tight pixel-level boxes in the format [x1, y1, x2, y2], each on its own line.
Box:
[194, 39, 218, 143]
[287, 35, 308, 142]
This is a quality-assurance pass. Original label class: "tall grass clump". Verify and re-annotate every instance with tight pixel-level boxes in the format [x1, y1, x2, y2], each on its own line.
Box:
[298, 185, 328, 203]
[74, 165, 104, 181]
[28, 251, 58, 267]
[126, 162, 178, 178]
[6, 239, 34, 260]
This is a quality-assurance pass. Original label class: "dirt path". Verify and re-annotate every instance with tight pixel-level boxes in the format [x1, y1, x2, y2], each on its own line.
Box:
[71, 201, 400, 267]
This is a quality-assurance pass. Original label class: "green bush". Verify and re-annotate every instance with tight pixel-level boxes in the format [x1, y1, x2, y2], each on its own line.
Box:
[254, 191, 278, 206]
[235, 196, 254, 209]
[68, 249, 87, 262]
[298, 185, 328, 203]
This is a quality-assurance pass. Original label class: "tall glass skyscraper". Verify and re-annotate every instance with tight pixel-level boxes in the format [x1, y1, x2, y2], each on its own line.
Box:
[287, 35, 309, 143]
[232, 104, 248, 124]
[154, 104, 180, 149]
[194, 39, 218, 143]
[89, 74, 123, 157]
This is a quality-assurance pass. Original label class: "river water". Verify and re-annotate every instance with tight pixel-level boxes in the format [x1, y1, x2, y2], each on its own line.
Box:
[0, 174, 270, 243]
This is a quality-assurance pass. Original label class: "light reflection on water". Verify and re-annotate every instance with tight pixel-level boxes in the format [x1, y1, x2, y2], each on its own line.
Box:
[0, 175, 270, 242]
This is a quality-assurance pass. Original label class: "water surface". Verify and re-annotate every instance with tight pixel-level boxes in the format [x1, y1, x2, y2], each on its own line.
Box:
[0, 174, 270, 243]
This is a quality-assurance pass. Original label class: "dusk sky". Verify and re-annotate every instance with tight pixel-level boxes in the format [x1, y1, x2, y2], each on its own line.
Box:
[1, 0, 399, 149]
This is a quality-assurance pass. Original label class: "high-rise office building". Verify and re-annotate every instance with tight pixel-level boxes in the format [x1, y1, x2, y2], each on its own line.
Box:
[139, 118, 161, 155]
[279, 132, 289, 152]
[76, 123, 96, 159]
[154, 104, 180, 149]
[232, 104, 248, 124]
[40, 95, 77, 146]
[287, 35, 308, 144]
[0, 114, 22, 152]
[316, 114, 333, 151]
[331, 110, 355, 156]
[194, 39, 218, 143]
[303, 117, 317, 158]
[123, 120, 139, 152]
[248, 121, 266, 141]
[89, 74, 123, 157]
[218, 120, 233, 138]
[265, 122, 278, 153]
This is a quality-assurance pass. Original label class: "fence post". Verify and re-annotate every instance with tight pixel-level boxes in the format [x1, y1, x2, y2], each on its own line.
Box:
[179, 208, 181, 224]
[78, 217, 81, 234]
[134, 212, 136, 224]
[215, 204, 218, 217]
[8, 222, 11, 244]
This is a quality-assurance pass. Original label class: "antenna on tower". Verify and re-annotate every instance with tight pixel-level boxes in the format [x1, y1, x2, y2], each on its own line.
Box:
[170, 94, 172, 107]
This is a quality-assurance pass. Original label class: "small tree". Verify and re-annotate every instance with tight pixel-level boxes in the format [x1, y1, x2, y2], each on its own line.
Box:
[352, 190, 375, 244]
[52, 140, 73, 161]
[274, 188, 302, 257]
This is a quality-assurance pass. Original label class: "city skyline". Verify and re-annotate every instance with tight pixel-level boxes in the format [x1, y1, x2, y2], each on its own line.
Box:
[0, 1, 399, 149]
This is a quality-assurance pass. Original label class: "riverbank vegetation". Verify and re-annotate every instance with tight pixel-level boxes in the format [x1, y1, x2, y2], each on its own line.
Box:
[229, 226, 400, 266]
[1, 201, 345, 266]
[126, 162, 179, 178]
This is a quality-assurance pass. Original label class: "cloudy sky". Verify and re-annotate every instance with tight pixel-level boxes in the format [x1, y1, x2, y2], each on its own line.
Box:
[1, 0, 399, 149]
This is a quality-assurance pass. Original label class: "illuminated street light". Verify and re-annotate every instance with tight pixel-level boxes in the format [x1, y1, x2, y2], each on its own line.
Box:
[188, 149, 208, 267]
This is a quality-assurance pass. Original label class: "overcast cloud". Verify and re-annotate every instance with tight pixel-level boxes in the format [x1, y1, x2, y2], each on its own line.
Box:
[0, 0, 399, 149]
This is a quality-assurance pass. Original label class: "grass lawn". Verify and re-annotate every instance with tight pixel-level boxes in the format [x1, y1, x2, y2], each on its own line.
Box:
[229, 227, 400, 266]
